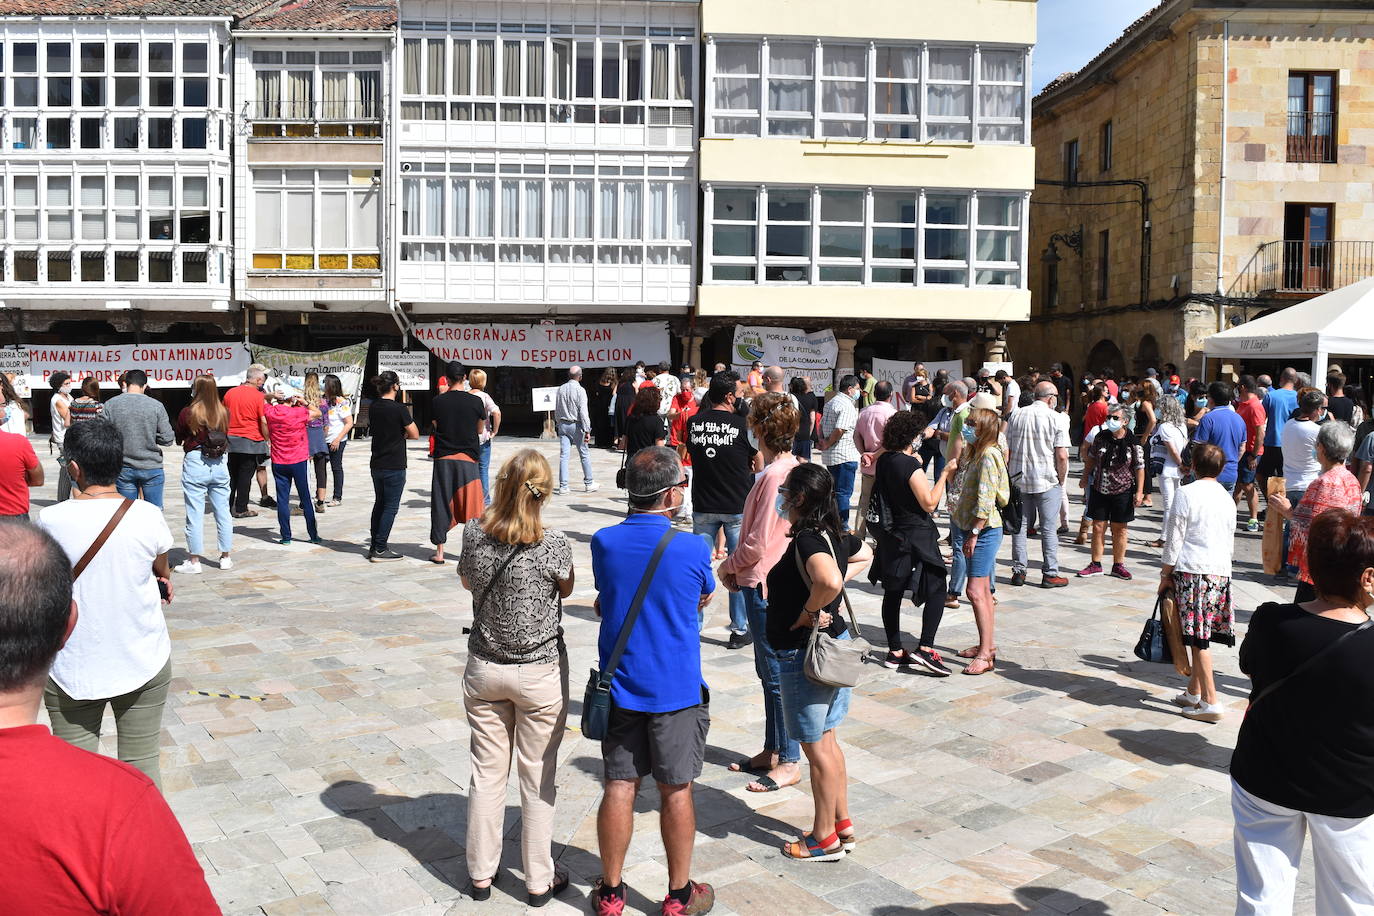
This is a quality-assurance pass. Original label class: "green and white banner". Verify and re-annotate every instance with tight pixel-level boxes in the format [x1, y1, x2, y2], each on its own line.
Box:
[246, 341, 371, 404]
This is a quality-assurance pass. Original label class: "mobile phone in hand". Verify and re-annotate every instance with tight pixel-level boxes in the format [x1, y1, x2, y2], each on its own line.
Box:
[158, 579, 170, 602]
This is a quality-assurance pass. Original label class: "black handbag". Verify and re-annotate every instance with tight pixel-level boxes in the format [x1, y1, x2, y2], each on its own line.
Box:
[1133, 596, 1173, 665]
[614, 446, 628, 489]
[1001, 482, 1024, 535]
[582, 529, 677, 741]
[863, 471, 895, 535]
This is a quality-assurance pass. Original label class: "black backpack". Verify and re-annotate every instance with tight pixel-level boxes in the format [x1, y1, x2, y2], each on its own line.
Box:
[202, 428, 229, 460]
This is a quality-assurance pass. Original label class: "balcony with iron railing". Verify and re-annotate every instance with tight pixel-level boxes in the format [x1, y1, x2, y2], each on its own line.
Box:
[1230, 240, 1374, 298]
[1287, 111, 1335, 163]
[249, 99, 382, 139]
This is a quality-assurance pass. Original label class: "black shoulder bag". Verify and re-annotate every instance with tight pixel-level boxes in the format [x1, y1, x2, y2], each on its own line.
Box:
[582, 528, 677, 740]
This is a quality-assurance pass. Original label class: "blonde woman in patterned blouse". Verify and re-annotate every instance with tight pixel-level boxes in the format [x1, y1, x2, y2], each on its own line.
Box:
[457, 448, 573, 907]
[951, 408, 1010, 675]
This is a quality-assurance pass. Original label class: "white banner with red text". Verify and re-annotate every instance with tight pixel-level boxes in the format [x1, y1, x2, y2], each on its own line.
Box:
[412, 321, 670, 368]
[13, 342, 250, 390]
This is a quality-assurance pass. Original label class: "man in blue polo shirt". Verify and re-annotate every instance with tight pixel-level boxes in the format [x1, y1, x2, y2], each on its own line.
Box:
[1194, 380, 1248, 491]
[590, 446, 716, 916]
[1258, 367, 1299, 498]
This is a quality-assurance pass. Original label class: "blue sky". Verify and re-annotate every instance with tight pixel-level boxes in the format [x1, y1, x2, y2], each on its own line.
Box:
[1034, 0, 1162, 93]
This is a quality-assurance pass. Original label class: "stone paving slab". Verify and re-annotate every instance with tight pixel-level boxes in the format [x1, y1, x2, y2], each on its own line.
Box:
[20, 434, 1319, 915]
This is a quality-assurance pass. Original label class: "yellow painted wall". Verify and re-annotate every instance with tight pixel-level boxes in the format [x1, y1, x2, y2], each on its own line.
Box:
[702, 0, 1035, 46]
[699, 138, 1035, 191]
[695, 284, 1030, 322]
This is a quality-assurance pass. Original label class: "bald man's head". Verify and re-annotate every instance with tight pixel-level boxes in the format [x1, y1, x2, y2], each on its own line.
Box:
[568, 366, 582, 380]
[763, 366, 785, 391]
[0, 520, 75, 692]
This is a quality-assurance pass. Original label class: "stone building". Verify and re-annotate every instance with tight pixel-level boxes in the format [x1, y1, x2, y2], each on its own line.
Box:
[1010, 0, 1374, 384]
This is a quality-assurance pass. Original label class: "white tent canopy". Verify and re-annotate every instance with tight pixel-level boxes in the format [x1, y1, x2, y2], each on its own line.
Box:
[1204, 277, 1374, 373]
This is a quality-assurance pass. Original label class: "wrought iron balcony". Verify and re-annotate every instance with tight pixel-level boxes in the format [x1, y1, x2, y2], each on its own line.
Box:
[1231, 240, 1374, 298]
[1286, 111, 1335, 163]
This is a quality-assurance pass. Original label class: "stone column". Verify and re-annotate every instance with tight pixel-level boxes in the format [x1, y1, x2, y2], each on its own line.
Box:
[835, 338, 857, 381]
[687, 334, 702, 372]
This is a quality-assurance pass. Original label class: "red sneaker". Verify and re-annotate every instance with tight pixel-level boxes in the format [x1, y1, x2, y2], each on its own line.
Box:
[661, 881, 715, 916]
[591, 880, 626, 916]
[1110, 563, 1133, 580]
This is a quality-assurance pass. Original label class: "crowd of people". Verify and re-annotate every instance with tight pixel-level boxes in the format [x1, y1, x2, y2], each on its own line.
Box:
[5, 353, 1374, 914]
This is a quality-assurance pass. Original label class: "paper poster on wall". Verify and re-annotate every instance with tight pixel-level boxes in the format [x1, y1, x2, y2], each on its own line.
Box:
[413, 322, 670, 368]
[377, 351, 430, 391]
[247, 341, 371, 405]
[17, 343, 250, 390]
[981, 362, 1014, 377]
[531, 386, 559, 411]
[731, 325, 837, 393]
[0, 348, 31, 396]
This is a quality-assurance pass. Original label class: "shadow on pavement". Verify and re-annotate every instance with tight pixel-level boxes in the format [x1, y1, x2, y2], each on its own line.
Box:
[871, 886, 1110, 914]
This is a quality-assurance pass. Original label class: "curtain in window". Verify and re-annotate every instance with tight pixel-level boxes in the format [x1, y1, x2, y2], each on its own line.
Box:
[599, 183, 617, 238]
[550, 181, 568, 238]
[148, 177, 173, 208]
[503, 41, 521, 96]
[769, 43, 813, 113]
[426, 40, 446, 95]
[356, 71, 379, 119]
[526, 41, 544, 98]
[255, 70, 280, 117]
[355, 193, 378, 248]
[648, 182, 667, 240]
[473, 180, 493, 236]
[475, 41, 494, 96]
[79, 177, 104, 206]
[929, 49, 971, 81]
[552, 40, 571, 100]
[286, 70, 312, 118]
[672, 183, 690, 240]
[650, 44, 669, 99]
[501, 181, 519, 236]
[322, 71, 346, 119]
[823, 45, 865, 78]
[113, 177, 137, 206]
[522, 182, 542, 238]
[573, 181, 592, 238]
[979, 86, 1023, 119]
[674, 45, 691, 101]
[876, 47, 918, 80]
[183, 177, 208, 207]
[254, 191, 280, 248]
[403, 39, 421, 94]
[621, 183, 642, 240]
[453, 40, 470, 95]
[285, 191, 312, 247]
[401, 178, 419, 236]
[451, 179, 469, 236]
[423, 179, 444, 237]
[928, 85, 971, 118]
[980, 50, 1023, 83]
[715, 75, 758, 111]
[321, 192, 347, 247]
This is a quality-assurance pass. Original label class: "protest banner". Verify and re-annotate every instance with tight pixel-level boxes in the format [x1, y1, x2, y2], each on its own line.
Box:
[982, 361, 1014, 377]
[532, 386, 559, 411]
[0, 348, 30, 396]
[377, 351, 429, 391]
[248, 341, 370, 404]
[412, 322, 669, 368]
[18, 343, 250, 389]
[731, 325, 837, 392]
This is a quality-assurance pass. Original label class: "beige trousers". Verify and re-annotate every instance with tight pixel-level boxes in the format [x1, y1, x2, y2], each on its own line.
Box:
[855, 472, 877, 539]
[463, 653, 569, 892]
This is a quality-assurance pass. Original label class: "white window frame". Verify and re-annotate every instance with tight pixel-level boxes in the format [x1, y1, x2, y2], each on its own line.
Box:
[250, 167, 381, 271]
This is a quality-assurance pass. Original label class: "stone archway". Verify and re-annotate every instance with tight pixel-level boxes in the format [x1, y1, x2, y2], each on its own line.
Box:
[1136, 334, 1162, 375]
[1086, 339, 1127, 378]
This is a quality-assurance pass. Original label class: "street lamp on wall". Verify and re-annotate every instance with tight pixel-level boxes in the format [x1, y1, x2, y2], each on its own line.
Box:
[1040, 228, 1084, 314]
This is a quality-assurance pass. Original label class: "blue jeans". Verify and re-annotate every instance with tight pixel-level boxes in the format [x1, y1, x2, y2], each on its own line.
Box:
[115, 466, 165, 508]
[556, 421, 593, 489]
[478, 439, 492, 506]
[920, 443, 945, 478]
[745, 586, 800, 764]
[272, 460, 318, 542]
[370, 468, 405, 552]
[827, 461, 858, 531]
[776, 631, 853, 744]
[182, 450, 232, 556]
[694, 512, 747, 634]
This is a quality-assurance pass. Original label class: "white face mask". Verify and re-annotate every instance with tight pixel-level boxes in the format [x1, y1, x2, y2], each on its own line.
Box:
[940, 394, 953, 409]
[747, 428, 759, 451]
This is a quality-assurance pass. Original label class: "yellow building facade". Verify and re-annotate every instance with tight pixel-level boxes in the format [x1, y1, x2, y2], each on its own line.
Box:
[693, 0, 1037, 371]
[1012, 1, 1374, 382]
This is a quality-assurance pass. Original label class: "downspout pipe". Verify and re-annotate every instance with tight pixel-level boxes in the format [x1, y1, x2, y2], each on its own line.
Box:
[1035, 178, 1152, 307]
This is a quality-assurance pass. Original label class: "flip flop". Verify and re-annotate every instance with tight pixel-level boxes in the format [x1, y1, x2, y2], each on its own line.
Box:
[429, 555, 446, 565]
[746, 774, 799, 793]
[728, 758, 768, 774]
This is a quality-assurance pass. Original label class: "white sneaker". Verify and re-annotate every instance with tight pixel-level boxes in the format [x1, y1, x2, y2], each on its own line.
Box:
[1182, 702, 1224, 723]
[1171, 690, 1200, 709]
[219, 556, 234, 571]
[174, 560, 202, 575]
[584, 482, 601, 493]
[555, 486, 570, 496]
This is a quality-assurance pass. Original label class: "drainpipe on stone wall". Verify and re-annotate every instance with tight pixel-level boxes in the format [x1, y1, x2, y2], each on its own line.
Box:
[1216, 19, 1230, 333]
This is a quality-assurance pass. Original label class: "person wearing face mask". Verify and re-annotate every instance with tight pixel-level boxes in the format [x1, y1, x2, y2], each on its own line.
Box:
[717, 394, 802, 793]
[818, 375, 862, 533]
[1192, 380, 1248, 492]
[1268, 419, 1361, 603]
[1229, 509, 1374, 915]
[589, 446, 717, 916]
[1006, 382, 1071, 589]
[686, 370, 759, 647]
[1276, 389, 1329, 581]
[1077, 404, 1145, 579]
[853, 381, 897, 540]
[47, 373, 75, 501]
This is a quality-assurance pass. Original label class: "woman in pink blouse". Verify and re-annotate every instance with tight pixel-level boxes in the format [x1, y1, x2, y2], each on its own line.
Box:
[263, 393, 323, 546]
[717, 392, 802, 793]
[1268, 420, 1361, 603]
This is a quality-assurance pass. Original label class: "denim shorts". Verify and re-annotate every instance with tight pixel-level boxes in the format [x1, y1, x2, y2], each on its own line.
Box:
[776, 632, 852, 744]
[962, 525, 1004, 579]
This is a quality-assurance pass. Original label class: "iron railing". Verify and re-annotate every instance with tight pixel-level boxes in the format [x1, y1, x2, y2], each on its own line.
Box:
[1286, 111, 1335, 163]
[1230, 240, 1374, 297]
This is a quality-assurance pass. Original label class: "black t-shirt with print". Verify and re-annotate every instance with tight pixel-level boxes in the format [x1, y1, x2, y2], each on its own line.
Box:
[765, 529, 861, 651]
[432, 390, 486, 460]
[686, 408, 757, 515]
[369, 398, 414, 470]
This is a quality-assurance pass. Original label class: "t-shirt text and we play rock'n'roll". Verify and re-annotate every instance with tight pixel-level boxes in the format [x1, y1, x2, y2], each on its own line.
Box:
[686, 408, 757, 516]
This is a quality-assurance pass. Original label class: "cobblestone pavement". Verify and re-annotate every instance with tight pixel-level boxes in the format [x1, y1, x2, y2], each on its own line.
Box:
[24, 434, 1312, 915]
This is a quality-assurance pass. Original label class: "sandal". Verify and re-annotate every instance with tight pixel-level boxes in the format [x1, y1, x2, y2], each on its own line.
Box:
[963, 654, 996, 675]
[746, 773, 800, 793]
[428, 555, 446, 565]
[957, 646, 997, 659]
[781, 831, 845, 862]
[1147, 539, 1164, 548]
[728, 757, 770, 775]
[837, 818, 857, 853]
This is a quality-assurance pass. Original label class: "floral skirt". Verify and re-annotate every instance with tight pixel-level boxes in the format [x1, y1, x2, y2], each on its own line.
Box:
[1172, 571, 1234, 649]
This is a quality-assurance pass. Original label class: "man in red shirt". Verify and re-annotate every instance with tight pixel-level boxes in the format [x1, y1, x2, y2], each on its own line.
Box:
[0, 520, 219, 913]
[1234, 374, 1268, 532]
[224, 365, 273, 517]
[0, 429, 42, 518]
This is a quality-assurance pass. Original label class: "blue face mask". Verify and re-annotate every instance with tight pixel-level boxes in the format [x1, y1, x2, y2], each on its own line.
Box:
[1105, 418, 1123, 432]
[775, 490, 789, 518]
[961, 424, 977, 444]
[1195, 398, 1208, 408]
